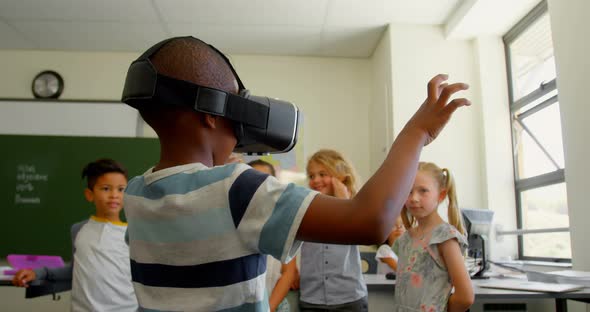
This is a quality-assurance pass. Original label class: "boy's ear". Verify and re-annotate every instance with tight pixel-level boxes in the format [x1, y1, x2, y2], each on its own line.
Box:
[84, 188, 94, 203]
[438, 189, 448, 202]
[203, 114, 217, 129]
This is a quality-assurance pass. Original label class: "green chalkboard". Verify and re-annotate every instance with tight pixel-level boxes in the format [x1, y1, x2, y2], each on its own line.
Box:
[0, 134, 159, 261]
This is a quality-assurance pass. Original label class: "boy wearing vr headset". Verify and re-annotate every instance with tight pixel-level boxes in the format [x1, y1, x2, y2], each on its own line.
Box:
[121, 36, 470, 311]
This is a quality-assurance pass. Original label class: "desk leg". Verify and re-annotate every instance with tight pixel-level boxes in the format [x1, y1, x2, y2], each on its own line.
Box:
[556, 298, 567, 312]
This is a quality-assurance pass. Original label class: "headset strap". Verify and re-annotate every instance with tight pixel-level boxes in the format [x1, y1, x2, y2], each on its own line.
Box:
[155, 74, 267, 129]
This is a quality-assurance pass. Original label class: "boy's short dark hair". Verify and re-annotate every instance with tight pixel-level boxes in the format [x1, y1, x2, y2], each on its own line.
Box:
[138, 37, 239, 130]
[81, 158, 128, 189]
[247, 159, 276, 177]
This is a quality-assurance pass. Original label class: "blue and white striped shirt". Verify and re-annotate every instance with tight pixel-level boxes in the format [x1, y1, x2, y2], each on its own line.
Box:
[124, 162, 317, 311]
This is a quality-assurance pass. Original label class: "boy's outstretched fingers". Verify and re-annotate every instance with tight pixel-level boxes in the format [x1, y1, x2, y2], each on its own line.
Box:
[437, 83, 470, 107]
[427, 74, 449, 100]
[442, 98, 471, 116]
[407, 74, 471, 145]
[437, 83, 449, 98]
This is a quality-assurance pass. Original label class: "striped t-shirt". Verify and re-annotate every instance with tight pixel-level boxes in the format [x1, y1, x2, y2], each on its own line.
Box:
[124, 162, 318, 311]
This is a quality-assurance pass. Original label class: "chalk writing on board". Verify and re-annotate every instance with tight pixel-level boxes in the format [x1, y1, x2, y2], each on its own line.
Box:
[14, 164, 47, 205]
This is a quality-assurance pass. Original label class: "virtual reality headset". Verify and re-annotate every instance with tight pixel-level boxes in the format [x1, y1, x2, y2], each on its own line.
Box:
[121, 36, 300, 155]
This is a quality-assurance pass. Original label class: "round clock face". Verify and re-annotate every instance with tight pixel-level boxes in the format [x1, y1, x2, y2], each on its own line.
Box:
[32, 71, 64, 99]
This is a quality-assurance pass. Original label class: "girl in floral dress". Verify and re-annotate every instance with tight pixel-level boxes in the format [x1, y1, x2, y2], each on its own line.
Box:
[392, 162, 474, 312]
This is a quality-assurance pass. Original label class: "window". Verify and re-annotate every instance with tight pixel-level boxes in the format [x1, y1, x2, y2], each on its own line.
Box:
[504, 0, 570, 261]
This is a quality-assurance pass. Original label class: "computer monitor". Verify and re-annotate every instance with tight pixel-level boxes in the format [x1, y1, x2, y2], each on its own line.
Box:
[461, 208, 494, 279]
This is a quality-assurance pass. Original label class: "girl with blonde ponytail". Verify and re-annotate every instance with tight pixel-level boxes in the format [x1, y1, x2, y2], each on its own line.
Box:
[400, 162, 465, 235]
[393, 162, 473, 312]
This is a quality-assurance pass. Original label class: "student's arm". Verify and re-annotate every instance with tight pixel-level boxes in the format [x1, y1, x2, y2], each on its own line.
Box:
[39, 221, 86, 282]
[439, 239, 474, 312]
[290, 256, 300, 290]
[297, 75, 470, 244]
[38, 221, 82, 283]
[11, 263, 73, 287]
[35, 264, 73, 282]
[380, 257, 398, 271]
[376, 244, 398, 271]
[269, 260, 297, 311]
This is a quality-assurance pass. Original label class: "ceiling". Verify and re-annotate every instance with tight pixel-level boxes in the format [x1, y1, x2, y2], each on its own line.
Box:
[0, 0, 541, 58]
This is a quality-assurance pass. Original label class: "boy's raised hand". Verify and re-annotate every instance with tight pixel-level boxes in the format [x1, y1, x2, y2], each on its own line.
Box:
[298, 74, 470, 245]
[11, 269, 36, 287]
[406, 74, 470, 146]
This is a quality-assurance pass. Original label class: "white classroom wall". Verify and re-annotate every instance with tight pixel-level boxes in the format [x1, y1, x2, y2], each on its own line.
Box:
[547, 0, 590, 271]
[0, 50, 136, 100]
[472, 36, 518, 260]
[368, 26, 394, 173]
[388, 24, 485, 216]
[0, 50, 142, 140]
[547, 1, 590, 311]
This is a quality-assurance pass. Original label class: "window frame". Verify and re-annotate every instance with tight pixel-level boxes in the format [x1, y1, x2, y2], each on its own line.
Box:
[503, 0, 570, 262]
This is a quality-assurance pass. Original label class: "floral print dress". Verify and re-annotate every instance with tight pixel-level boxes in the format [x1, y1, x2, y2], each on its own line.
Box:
[392, 222, 468, 312]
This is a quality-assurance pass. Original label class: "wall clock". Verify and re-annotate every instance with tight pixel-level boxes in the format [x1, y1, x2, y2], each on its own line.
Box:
[32, 70, 64, 99]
